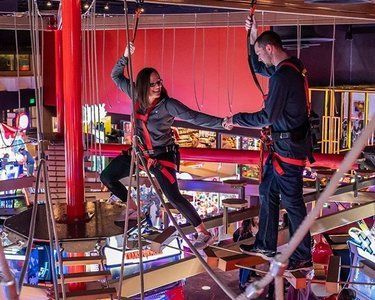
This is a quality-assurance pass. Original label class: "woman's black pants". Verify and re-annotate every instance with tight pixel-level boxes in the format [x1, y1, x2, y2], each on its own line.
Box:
[100, 151, 202, 227]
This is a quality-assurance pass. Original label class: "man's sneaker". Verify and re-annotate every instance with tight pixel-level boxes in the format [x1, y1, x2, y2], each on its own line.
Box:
[193, 233, 216, 250]
[286, 259, 313, 272]
[239, 244, 278, 260]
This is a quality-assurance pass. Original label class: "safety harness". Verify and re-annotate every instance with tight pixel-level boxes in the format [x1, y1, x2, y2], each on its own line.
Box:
[135, 101, 178, 184]
[258, 60, 312, 180]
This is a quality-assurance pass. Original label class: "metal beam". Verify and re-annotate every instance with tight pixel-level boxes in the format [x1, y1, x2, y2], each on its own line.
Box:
[1, 1, 375, 31]
[145, 0, 375, 20]
[328, 191, 375, 204]
[303, 177, 375, 203]
[111, 256, 205, 298]
[310, 201, 375, 235]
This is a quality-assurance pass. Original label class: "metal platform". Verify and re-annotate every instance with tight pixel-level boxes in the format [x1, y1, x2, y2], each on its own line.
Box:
[3, 202, 135, 242]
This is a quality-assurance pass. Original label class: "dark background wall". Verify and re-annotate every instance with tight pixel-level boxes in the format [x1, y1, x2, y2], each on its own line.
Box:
[282, 24, 375, 87]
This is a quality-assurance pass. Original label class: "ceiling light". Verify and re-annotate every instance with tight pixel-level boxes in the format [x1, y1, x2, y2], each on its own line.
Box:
[201, 286, 211, 290]
[46, 1, 52, 7]
[84, 2, 90, 9]
[104, 3, 109, 10]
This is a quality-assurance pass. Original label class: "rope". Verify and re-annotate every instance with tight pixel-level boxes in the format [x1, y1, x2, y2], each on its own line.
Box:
[18, 159, 43, 292]
[143, 28, 147, 67]
[230, 27, 236, 113]
[209, 244, 242, 255]
[225, 12, 233, 114]
[89, 10, 96, 157]
[201, 28, 206, 110]
[17, 2, 66, 298]
[0, 13, 23, 149]
[237, 114, 375, 299]
[171, 28, 176, 95]
[82, 0, 96, 18]
[116, 29, 120, 104]
[36, 7, 45, 135]
[192, 14, 204, 111]
[14, 15, 21, 110]
[275, 276, 284, 300]
[161, 14, 165, 76]
[329, 19, 336, 88]
[296, 18, 301, 59]
[92, 5, 103, 171]
[132, 4, 143, 43]
[135, 156, 145, 299]
[117, 1, 140, 298]
[102, 14, 107, 107]
[82, 17, 89, 149]
[349, 33, 353, 84]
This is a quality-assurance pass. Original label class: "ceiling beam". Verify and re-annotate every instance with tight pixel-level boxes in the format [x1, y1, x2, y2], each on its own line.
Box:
[88, 11, 374, 30]
[145, 0, 375, 21]
[0, 1, 374, 31]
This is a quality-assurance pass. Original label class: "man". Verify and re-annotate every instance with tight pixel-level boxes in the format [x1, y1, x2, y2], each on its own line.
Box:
[223, 17, 312, 271]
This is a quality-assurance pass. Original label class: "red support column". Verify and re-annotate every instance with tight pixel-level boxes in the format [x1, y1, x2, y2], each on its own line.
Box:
[54, 30, 64, 134]
[62, 0, 85, 221]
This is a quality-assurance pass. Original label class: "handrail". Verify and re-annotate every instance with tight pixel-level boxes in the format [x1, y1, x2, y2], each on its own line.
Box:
[89, 144, 345, 168]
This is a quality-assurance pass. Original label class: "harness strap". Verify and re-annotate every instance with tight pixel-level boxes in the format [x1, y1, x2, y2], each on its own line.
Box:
[135, 101, 177, 184]
[271, 152, 306, 176]
[278, 61, 311, 116]
[135, 101, 159, 151]
[258, 61, 312, 181]
[138, 158, 178, 184]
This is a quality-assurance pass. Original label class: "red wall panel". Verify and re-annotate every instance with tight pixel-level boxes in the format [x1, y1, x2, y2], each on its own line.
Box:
[45, 26, 269, 117]
[94, 26, 268, 117]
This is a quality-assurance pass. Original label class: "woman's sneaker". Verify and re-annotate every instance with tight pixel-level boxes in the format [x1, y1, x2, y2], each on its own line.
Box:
[239, 244, 278, 261]
[193, 233, 216, 250]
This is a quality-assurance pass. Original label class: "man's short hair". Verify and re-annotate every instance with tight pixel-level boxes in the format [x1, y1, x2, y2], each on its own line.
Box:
[255, 30, 283, 49]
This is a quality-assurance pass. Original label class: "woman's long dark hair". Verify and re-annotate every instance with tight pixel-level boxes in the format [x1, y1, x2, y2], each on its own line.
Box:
[135, 67, 168, 111]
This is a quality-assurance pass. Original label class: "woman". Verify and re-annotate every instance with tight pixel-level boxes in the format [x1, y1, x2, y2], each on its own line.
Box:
[100, 43, 227, 249]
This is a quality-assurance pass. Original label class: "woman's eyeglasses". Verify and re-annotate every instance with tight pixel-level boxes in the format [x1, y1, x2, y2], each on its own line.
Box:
[149, 79, 163, 87]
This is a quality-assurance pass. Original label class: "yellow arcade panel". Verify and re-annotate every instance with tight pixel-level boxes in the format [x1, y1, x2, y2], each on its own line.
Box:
[310, 86, 375, 154]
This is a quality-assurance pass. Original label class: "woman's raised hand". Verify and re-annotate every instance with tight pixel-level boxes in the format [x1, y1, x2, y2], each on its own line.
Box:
[124, 42, 135, 58]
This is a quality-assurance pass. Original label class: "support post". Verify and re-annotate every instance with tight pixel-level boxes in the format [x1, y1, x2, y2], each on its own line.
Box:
[62, 0, 85, 221]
